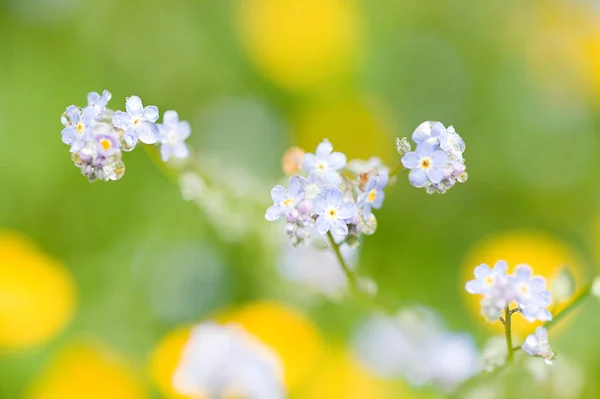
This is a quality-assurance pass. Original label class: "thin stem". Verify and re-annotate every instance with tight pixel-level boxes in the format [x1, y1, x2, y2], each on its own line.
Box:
[545, 284, 591, 332]
[504, 306, 514, 364]
[389, 163, 403, 177]
[326, 231, 359, 292]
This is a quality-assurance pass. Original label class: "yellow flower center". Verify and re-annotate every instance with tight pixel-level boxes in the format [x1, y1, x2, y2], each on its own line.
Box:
[328, 208, 337, 218]
[484, 275, 494, 286]
[420, 157, 432, 169]
[317, 162, 326, 171]
[133, 117, 141, 126]
[519, 284, 529, 295]
[100, 139, 111, 151]
[366, 189, 377, 203]
[283, 198, 294, 207]
[76, 122, 85, 134]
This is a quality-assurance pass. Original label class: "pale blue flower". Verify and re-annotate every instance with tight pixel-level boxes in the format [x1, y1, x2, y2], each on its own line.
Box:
[401, 143, 449, 188]
[358, 171, 389, 217]
[265, 176, 307, 222]
[87, 90, 112, 117]
[158, 110, 191, 161]
[313, 188, 356, 236]
[466, 261, 508, 296]
[412, 121, 446, 147]
[522, 326, 555, 364]
[112, 95, 160, 146]
[302, 140, 347, 185]
[61, 105, 97, 153]
[511, 265, 553, 322]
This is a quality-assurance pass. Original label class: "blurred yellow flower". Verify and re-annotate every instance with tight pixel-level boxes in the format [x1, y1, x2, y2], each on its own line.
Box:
[26, 342, 147, 399]
[235, 0, 363, 92]
[294, 96, 395, 163]
[462, 230, 585, 336]
[299, 346, 393, 399]
[0, 230, 76, 351]
[150, 301, 322, 398]
[149, 327, 192, 399]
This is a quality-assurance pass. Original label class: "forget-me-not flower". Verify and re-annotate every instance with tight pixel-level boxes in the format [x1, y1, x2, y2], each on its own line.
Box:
[466, 261, 509, 297]
[265, 176, 307, 222]
[401, 143, 449, 188]
[112, 95, 160, 147]
[358, 171, 389, 217]
[511, 265, 553, 322]
[522, 326, 555, 364]
[87, 90, 112, 118]
[313, 188, 356, 236]
[302, 140, 347, 185]
[61, 105, 97, 153]
[158, 110, 191, 162]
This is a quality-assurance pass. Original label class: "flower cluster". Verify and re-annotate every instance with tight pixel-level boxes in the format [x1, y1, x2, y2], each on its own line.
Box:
[353, 307, 481, 393]
[466, 261, 555, 362]
[61, 91, 191, 182]
[265, 140, 389, 247]
[399, 121, 468, 194]
[172, 322, 284, 399]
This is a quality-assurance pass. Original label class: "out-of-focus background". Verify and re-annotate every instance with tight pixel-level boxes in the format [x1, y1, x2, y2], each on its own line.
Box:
[2, 0, 600, 398]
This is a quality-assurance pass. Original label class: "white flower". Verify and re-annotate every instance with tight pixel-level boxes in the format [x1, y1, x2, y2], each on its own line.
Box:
[302, 140, 346, 185]
[173, 322, 285, 399]
[158, 110, 191, 161]
[313, 188, 356, 236]
[522, 326, 555, 364]
[112, 95, 160, 147]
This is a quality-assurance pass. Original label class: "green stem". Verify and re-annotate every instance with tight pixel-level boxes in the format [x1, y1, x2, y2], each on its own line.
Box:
[326, 231, 359, 292]
[545, 284, 591, 332]
[389, 163, 403, 177]
[504, 306, 514, 363]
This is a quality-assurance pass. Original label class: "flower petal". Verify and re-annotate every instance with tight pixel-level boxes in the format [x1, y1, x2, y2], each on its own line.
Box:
[143, 105, 159, 123]
[337, 201, 356, 220]
[409, 168, 428, 187]
[313, 196, 327, 214]
[302, 153, 317, 171]
[401, 152, 420, 169]
[325, 188, 343, 205]
[426, 167, 444, 184]
[316, 215, 330, 234]
[315, 141, 333, 158]
[329, 152, 347, 169]
[136, 121, 159, 144]
[61, 127, 76, 145]
[431, 150, 449, 166]
[126, 96, 144, 117]
[163, 110, 179, 126]
[177, 121, 192, 140]
[265, 205, 282, 221]
[270, 185, 287, 203]
[112, 111, 132, 130]
[330, 218, 348, 236]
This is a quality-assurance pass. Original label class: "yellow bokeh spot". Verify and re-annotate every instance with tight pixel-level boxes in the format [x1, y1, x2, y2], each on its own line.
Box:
[300, 347, 393, 399]
[294, 96, 394, 163]
[219, 301, 322, 391]
[235, 0, 363, 92]
[462, 230, 584, 336]
[150, 302, 322, 397]
[0, 231, 76, 351]
[26, 342, 147, 399]
[149, 327, 193, 399]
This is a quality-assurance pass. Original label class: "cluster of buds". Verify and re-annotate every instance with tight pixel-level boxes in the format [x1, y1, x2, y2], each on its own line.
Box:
[61, 91, 191, 182]
[466, 261, 556, 363]
[265, 140, 390, 247]
[398, 121, 468, 194]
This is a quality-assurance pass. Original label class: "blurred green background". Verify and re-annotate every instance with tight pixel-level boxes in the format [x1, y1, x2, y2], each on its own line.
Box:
[2, 0, 600, 397]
